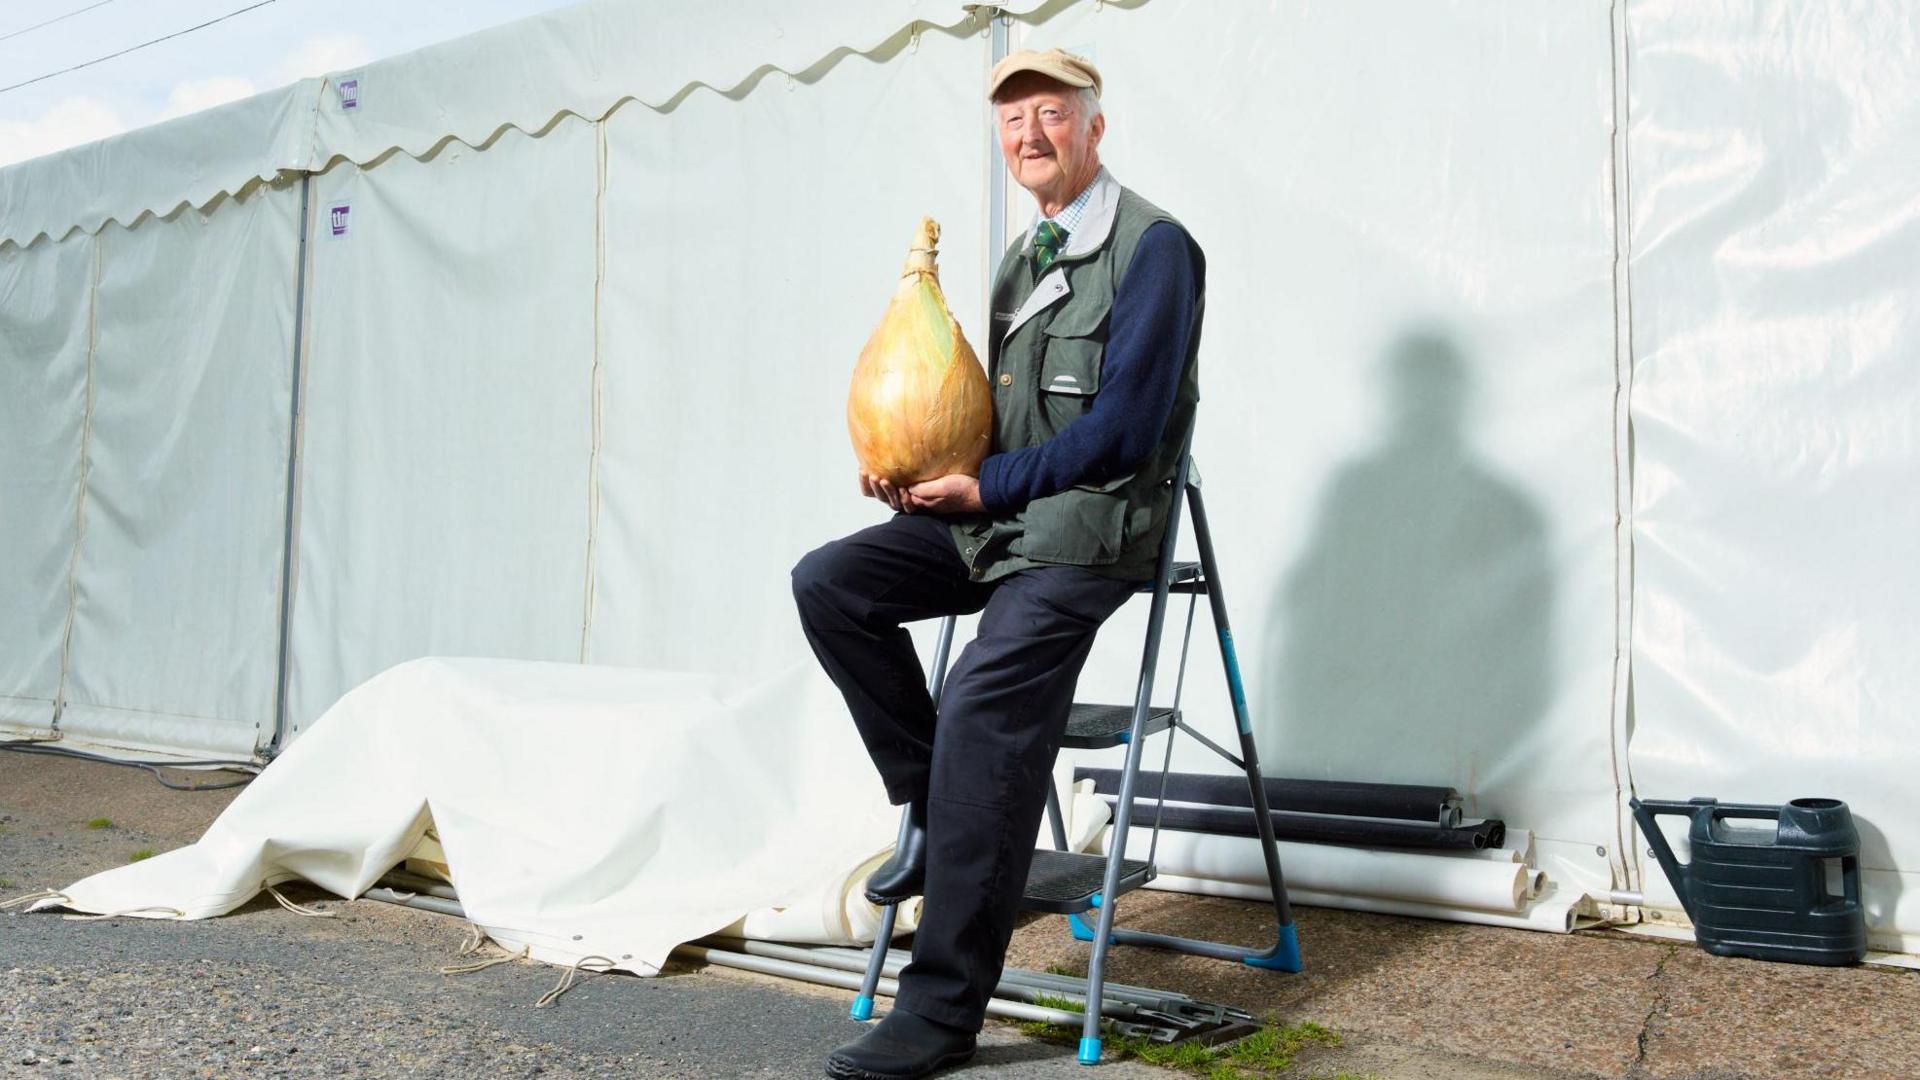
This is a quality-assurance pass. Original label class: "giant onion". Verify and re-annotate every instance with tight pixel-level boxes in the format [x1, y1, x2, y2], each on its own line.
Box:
[846, 218, 992, 487]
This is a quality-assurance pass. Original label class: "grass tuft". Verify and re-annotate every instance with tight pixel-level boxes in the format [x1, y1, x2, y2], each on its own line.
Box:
[87, 817, 113, 830]
[1029, 991, 1085, 1014]
[1022, 1017, 1343, 1077]
[1223, 1019, 1340, 1071]
[127, 848, 155, 862]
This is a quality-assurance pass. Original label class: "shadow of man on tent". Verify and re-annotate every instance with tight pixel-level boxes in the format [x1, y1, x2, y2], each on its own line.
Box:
[1261, 328, 1554, 818]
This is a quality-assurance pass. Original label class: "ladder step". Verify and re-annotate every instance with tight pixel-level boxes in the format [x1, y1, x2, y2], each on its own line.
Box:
[1062, 703, 1178, 749]
[1021, 849, 1153, 914]
[1136, 561, 1207, 593]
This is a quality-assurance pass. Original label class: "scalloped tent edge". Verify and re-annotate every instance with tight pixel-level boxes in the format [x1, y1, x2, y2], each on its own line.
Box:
[0, 0, 1063, 251]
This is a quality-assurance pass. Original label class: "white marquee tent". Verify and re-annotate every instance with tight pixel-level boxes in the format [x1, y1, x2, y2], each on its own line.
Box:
[3, 0, 1917, 958]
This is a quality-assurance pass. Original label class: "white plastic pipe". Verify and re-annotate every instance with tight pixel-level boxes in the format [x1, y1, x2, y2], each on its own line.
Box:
[1148, 873, 1580, 933]
[1098, 826, 1533, 912]
[675, 944, 1085, 1027]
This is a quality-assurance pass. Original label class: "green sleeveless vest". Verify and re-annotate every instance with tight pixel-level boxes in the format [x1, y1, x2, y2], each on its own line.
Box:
[949, 176, 1204, 583]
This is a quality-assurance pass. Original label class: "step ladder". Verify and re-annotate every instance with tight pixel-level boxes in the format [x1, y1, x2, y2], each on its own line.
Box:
[850, 445, 1300, 1065]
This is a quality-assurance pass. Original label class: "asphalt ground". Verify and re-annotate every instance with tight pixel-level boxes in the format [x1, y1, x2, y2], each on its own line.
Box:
[4, 751, 1918, 1079]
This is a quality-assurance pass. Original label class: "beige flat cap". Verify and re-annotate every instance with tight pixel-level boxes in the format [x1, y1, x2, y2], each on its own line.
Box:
[987, 48, 1103, 101]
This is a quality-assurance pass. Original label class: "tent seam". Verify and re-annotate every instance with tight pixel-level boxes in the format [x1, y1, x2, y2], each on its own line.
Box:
[265, 174, 314, 759]
[1604, 0, 1640, 901]
[51, 233, 103, 733]
[54, 698, 258, 728]
[580, 120, 608, 663]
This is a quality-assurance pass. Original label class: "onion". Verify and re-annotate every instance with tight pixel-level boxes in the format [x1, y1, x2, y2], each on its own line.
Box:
[846, 218, 992, 487]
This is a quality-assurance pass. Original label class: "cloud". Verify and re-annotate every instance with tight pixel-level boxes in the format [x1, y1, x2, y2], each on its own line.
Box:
[0, 96, 128, 168]
[272, 33, 372, 87]
[157, 76, 259, 122]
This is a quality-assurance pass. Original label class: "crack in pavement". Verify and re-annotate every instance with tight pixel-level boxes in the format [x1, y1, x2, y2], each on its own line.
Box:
[1627, 942, 1678, 1077]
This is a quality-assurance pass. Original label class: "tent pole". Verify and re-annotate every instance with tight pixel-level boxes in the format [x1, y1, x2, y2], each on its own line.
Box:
[987, 8, 1010, 278]
[264, 173, 312, 762]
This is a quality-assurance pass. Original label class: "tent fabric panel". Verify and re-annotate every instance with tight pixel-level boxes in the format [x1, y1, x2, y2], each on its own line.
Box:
[1625, 0, 1920, 945]
[0, 235, 93, 732]
[588, 23, 988, 671]
[308, 0, 986, 172]
[58, 183, 301, 759]
[0, 1, 989, 250]
[0, 80, 321, 251]
[282, 118, 600, 739]
[1014, 0, 1623, 877]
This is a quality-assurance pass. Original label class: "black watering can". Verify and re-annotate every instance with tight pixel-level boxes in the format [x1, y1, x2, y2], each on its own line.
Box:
[1631, 796, 1866, 966]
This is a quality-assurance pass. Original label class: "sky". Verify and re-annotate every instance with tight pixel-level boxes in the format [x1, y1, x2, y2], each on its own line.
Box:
[0, 0, 580, 168]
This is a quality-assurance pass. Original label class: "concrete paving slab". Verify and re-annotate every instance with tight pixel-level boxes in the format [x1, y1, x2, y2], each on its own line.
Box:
[8, 751, 1920, 1079]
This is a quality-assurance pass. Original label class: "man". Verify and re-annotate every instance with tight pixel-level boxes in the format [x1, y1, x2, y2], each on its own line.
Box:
[792, 48, 1205, 1080]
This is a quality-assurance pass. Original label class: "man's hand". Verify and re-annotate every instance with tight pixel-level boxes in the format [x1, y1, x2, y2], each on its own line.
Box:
[907, 474, 985, 515]
[859, 473, 913, 512]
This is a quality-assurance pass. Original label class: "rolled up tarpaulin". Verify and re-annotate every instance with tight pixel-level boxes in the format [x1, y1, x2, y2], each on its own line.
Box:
[720, 847, 922, 945]
[1074, 767, 1459, 825]
[1095, 825, 1531, 912]
[1149, 873, 1581, 934]
[1105, 798, 1504, 850]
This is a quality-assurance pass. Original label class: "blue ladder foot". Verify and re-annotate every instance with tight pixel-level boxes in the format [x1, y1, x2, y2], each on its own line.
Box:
[1077, 1036, 1102, 1065]
[850, 994, 874, 1021]
[1243, 922, 1302, 972]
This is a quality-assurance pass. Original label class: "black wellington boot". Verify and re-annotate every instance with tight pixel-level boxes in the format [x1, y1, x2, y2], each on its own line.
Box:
[862, 801, 928, 905]
[824, 1008, 977, 1080]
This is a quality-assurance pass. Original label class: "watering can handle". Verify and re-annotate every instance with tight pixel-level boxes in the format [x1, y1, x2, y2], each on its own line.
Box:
[1629, 797, 1705, 919]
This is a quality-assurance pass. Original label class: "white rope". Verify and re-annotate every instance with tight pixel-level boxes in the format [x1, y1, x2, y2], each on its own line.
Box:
[456, 924, 487, 956]
[0, 888, 68, 911]
[535, 954, 616, 1008]
[62, 906, 185, 921]
[439, 945, 529, 976]
[266, 884, 336, 918]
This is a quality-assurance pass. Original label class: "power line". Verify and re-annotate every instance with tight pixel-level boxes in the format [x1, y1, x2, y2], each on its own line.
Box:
[0, 0, 281, 96]
[0, 0, 121, 44]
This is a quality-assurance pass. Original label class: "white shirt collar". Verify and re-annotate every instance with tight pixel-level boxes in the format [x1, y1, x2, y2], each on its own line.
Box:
[1033, 174, 1098, 238]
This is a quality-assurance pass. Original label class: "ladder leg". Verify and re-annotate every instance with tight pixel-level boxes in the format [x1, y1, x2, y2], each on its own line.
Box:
[1189, 486, 1299, 970]
[854, 615, 960, 1018]
[1045, 775, 1070, 852]
[853, 817, 907, 1020]
[1066, 484, 1306, 971]
[1081, 448, 1194, 1063]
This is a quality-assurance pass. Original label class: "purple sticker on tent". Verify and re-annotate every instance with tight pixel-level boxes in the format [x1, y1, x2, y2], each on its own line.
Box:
[328, 202, 351, 238]
[337, 77, 360, 111]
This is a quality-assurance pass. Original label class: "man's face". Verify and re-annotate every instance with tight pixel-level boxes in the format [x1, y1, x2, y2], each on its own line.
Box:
[995, 74, 1105, 213]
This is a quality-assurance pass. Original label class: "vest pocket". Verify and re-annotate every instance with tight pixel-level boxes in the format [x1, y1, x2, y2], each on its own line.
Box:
[1037, 333, 1103, 435]
[1020, 486, 1128, 566]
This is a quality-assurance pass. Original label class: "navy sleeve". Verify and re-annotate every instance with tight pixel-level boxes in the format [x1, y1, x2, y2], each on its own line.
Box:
[976, 221, 1199, 512]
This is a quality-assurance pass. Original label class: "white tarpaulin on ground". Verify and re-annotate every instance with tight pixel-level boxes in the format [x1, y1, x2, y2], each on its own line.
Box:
[37, 657, 916, 969]
[5, 0, 1920, 952]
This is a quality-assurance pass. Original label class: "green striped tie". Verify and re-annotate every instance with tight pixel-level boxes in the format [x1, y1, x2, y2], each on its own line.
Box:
[1032, 220, 1068, 277]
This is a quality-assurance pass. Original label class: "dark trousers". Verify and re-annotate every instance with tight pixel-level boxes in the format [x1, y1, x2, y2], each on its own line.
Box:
[791, 513, 1137, 1031]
